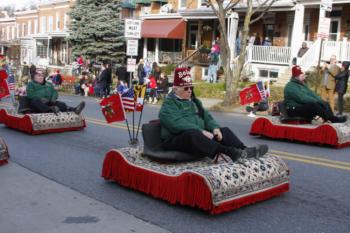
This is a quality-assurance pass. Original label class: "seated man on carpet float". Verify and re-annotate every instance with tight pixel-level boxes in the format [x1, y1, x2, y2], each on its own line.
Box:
[284, 66, 347, 123]
[159, 67, 268, 162]
[26, 70, 85, 115]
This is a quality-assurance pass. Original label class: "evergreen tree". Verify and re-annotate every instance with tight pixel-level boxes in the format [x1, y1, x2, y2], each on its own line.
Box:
[69, 0, 125, 64]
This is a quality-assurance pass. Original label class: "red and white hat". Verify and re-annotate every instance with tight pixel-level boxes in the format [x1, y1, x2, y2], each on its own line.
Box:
[173, 67, 192, 87]
[292, 65, 303, 77]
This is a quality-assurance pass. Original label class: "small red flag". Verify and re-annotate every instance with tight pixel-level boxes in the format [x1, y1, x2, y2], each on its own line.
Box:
[239, 84, 262, 105]
[100, 94, 126, 123]
[0, 78, 10, 99]
[0, 70, 8, 80]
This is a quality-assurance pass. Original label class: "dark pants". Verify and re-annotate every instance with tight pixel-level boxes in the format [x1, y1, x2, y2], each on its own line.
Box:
[162, 127, 245, 159]
[337, 92, 344, 115]
[286, 102, 334, 121]
[246, 102, 269, 114]
[29, 99, 69, 113]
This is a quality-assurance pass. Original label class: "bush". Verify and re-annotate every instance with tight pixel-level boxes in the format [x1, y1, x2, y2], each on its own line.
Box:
[161, 64, 176, 76]
[193, 81, 225, 98]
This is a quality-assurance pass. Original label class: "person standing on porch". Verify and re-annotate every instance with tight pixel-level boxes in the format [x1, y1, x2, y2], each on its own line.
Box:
[297, 42, 309, 58]
[321, 55, 340, 112]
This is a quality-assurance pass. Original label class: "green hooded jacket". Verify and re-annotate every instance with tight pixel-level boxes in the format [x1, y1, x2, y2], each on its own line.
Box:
[284, 78, 322, 109]
[159, 93, 220, 141]
[26, 80, 58, 103]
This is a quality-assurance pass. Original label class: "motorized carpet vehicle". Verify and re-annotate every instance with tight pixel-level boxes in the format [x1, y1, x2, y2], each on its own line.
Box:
[102, 147, 290, 214]
[0, 108, 86, 135]
[250, 116, 350, 148]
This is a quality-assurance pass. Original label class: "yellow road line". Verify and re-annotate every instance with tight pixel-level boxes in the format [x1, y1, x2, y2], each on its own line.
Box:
[271, 153, 350, 171]
[271, 149, 350, 167]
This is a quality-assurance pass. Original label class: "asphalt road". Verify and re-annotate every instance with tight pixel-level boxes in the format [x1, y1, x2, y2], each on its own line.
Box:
[1, 95, 350, 233]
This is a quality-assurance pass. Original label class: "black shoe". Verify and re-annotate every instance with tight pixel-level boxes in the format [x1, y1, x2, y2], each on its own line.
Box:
[224, 147, 242, 162]
[329, 115, 347, 123]
[241, 144, 269, 159]
[73, 101, 85, 115]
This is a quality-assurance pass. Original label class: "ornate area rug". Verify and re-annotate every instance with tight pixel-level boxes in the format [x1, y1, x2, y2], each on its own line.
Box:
[250, 116, 350, 148]
[0, 109, 86, 135]
[102, 147, 290, 214]
[0, 137, 9, 166]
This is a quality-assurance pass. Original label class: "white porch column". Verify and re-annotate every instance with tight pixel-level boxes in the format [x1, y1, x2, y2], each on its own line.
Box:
[155, 38, 159, 64]
[227, 12, 239, 64]
[291, 4, 305, 60]
[47, 38, 50, 65]
[143, 38, 148, 60]
[0, 46, 4, 55]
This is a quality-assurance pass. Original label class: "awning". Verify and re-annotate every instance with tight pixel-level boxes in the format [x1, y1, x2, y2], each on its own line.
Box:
[141, 19, 186, 39]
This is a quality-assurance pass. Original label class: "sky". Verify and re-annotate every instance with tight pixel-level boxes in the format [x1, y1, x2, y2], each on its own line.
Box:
[0, 0, 42, 10]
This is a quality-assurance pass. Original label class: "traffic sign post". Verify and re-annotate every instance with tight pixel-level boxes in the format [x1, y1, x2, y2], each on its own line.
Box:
[124, 19, 142, 39]
[126, 39, 138, 57]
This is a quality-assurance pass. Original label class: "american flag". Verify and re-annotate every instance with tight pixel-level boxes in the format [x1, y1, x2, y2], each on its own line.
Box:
[6, 74, 15, 91]
[121, 87, 135, 111]
[256, 81, 267, 99]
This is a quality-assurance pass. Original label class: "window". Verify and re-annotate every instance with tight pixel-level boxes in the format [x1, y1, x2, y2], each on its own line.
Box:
[48, 16, 53, 32]
[34, 19, 38, 34]
[63, 14, 68, 29]
[259, 69, 278, 79]
[56, 12, 60, 30]
[41, 16, 46, 33]
[28, 20, 31, 35]
[179, 0, 186, 8]
[11, 26, 15, 39]
[22, 23, 26, 37]
[36, 39, 48, 58]
[16, 24, 19, 38]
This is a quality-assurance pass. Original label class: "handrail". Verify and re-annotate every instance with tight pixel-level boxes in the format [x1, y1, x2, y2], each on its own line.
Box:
[175, 45, 204, 67]
[298, 38, 321, 72]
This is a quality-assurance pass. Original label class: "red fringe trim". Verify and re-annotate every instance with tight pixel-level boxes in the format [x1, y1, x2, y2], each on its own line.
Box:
[250, 117, 346, 147]
[0, 109, 86, 135]
[102, 150, 289, 215]
[0, 159, 8, 166]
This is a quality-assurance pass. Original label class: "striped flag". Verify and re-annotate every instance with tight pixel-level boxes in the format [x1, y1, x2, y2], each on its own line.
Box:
[6, 74, 15, 91]
[121, 87, 135, 111]
[256, 81, 267, 99]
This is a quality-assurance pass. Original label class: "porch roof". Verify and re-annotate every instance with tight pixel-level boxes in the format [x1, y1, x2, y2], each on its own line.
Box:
[141, 19, 186, 39]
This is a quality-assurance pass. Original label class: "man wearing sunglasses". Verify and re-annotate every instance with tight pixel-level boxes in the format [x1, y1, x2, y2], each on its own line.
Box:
[159, 67, 268, 162]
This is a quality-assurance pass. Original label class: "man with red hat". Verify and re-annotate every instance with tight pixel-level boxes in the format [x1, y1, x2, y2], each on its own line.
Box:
[284, 66, 346, 123]
[158, 67, 268, 162]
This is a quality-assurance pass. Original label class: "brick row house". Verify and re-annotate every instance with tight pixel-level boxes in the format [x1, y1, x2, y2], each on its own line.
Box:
[122, 0, 350, 83]
[0, 0, 74, 68]
[0, 11, 19, 61]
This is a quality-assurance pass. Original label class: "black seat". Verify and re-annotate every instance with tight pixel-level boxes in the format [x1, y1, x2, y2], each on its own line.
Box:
[142, 121, 198, 161]
[278, 101, 312, 124]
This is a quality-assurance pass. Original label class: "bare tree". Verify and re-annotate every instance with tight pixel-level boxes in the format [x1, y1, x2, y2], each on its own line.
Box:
[203, 0, 278, 106]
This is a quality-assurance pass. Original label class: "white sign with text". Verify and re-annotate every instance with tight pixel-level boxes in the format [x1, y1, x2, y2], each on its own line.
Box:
[126, 39, 138, 56]
[317, 17, 331, 39]
[124, 19, 142, 39]
[127, 58, 136, 72]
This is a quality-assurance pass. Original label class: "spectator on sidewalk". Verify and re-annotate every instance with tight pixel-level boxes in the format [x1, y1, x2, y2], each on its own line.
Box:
[321, 55, 340, 112]
[335, 61, 349, 116]
[297, 42, 309, 58]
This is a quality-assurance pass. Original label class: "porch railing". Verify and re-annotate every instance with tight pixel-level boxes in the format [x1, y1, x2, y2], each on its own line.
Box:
[249, 45, 291, 65]
[146, 51, 182, 64]
[322, 41, 350, 62]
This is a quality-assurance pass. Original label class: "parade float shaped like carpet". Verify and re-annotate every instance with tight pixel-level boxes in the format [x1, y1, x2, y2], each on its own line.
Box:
[0, 109, 86, 135]
[102, 147, 290, 214]
[0, 137, 9, 166]
[250, 116, 350, 148]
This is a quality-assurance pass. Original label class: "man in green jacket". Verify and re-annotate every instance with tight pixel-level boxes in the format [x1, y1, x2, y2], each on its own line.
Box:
[284, 66, 346, 123]
[27, 70, 85, 114]
[159, 68, 268, 162]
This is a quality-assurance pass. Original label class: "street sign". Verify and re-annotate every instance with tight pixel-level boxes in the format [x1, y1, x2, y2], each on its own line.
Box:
[317, 17, 331, 39]
[320, 0, 332, 12]
[127, 58, 136, 72]
[124, 19, 142, 39]
[126, 39, 138, 56]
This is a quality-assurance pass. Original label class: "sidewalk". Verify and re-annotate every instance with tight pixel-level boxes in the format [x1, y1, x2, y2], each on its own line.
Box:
[0, 162, 171, 233]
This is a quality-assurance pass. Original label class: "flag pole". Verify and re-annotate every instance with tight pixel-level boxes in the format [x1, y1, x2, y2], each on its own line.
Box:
[135, 85, 146, 139]
[124, 118, 133, 143]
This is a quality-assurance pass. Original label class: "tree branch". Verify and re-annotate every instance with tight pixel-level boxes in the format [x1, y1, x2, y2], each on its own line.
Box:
[224, 0, 240, 12]
[252, 0, 275, 15]
[250, 0, 276, 25]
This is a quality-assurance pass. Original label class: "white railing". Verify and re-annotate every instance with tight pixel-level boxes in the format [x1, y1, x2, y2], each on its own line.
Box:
[298, 38, 321, 72]
[249, 45, 291, 65]
[322, 41, 350, 62]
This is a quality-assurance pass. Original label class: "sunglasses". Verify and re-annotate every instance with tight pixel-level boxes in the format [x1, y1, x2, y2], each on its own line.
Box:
[183, 86, 194, 91]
